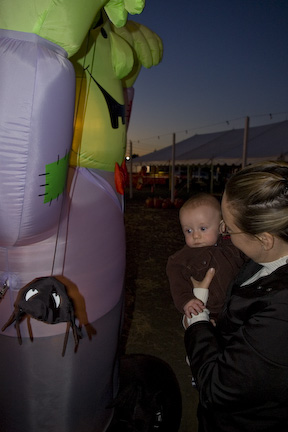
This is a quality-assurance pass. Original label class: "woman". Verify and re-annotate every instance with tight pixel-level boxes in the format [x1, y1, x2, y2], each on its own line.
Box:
[184, 161, 288, 432]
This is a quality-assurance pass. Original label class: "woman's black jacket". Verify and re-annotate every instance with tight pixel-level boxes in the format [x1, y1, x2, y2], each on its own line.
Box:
[185, 260, 288, 432]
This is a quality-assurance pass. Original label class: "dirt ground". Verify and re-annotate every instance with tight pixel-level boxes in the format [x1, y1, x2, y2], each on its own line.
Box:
[121, 188, 200, 432]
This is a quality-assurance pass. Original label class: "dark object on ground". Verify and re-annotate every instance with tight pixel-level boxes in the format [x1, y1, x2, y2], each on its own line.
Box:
[107, 353, 182, 432]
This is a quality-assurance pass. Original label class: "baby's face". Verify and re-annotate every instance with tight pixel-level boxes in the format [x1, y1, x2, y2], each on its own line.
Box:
[180, 205, 220, 248]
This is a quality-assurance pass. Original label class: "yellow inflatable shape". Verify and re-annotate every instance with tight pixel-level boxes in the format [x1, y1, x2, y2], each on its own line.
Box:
[70, 17, 163, 171]
[70, 18, 134, 171]
[105, 0, 145, 28]
[0, 0, 145, 57]
[110, 31, 134, 78]
[112, 20, 163, 87]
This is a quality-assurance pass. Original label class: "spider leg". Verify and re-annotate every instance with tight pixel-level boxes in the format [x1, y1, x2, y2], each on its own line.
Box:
[1, 311, 17, 331]
[27, 316, 33, 342]
[15, 320, 22, 345]
[62, 321, 70, 357]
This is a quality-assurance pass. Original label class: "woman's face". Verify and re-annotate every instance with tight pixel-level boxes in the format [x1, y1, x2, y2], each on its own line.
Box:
[221, 192, 265, 262]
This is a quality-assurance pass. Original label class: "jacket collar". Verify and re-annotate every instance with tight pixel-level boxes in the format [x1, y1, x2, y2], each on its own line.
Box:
[234, 260, 263, 286]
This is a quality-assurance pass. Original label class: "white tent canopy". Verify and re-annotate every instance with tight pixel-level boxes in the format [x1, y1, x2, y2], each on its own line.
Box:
[133, 120, 288, 167]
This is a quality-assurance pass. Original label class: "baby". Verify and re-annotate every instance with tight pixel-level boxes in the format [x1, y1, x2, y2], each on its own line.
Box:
[167, 193, 245, 322]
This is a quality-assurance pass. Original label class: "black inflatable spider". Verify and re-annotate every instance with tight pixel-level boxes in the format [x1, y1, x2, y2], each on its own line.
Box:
[2, 276, 81, 356]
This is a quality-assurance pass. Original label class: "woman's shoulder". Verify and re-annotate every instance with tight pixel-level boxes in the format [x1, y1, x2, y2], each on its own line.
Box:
[218, 235, 247, 262]
[235, 261, 288, 295]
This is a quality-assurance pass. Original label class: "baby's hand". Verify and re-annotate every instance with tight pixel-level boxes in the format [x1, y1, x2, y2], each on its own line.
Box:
[184, 298, 205, 318]
[210, 318, 216, 327]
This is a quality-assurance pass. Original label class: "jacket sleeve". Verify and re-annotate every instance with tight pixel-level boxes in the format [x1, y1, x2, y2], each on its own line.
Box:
[184, 298, 288, 409]
[166, 255, 195, 313]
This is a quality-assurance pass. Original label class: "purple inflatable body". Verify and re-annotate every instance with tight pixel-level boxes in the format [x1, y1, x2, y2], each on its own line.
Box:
[0, 29, 125, 431]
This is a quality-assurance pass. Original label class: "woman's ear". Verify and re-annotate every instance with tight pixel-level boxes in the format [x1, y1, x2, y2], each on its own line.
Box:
[255, 232, 274, 250]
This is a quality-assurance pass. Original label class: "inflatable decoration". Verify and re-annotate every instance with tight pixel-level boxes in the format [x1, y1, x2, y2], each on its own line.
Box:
[70, 17, 163, 173]
[2, 276, 81, 357]
[112, 19, 163, 183]
[0, 0, 163, 431]
[112, 19, 164, 88]
[0, 0, 145, 56]
[70, 17, 134, 171]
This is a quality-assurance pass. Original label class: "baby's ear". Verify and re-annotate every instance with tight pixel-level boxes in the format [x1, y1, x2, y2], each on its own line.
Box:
[219, 219, 225, 234]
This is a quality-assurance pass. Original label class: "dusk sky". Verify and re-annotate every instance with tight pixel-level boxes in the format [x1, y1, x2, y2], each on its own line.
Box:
[127, 0, 288, 156]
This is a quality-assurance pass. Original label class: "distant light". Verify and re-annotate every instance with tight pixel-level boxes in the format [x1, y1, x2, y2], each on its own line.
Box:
[125, 156, 130, 161]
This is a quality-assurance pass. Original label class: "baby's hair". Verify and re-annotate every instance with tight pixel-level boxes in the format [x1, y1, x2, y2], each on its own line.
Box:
[180, 193, 221, 216]
[225, 161, 288, 242]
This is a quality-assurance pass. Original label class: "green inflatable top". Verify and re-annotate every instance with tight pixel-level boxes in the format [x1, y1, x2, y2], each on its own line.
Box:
[0, 0, 145, 57]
